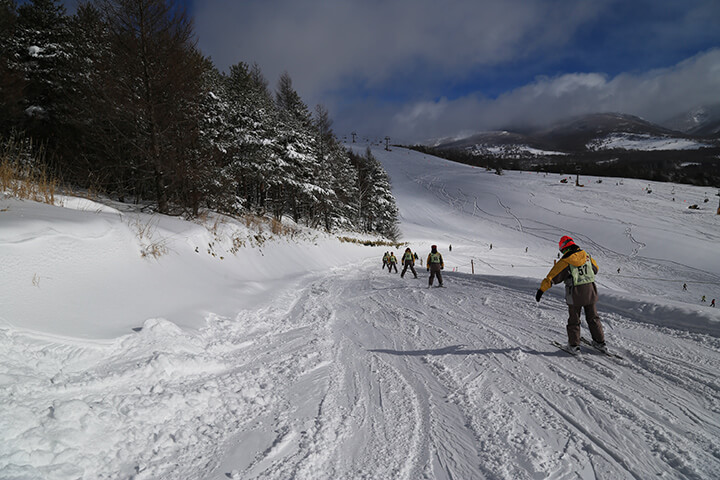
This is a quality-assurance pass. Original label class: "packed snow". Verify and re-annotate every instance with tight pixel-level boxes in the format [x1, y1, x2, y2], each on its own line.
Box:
[1, 144, 719, 480]
[470, 145, 568, 157]
[587, 133, 710, 151]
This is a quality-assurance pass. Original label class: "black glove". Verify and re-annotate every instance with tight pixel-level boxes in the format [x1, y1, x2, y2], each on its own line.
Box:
[535, 289, 544, 302]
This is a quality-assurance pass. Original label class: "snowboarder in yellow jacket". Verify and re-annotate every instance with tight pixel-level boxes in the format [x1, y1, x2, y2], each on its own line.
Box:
[535, 236, 606, 354]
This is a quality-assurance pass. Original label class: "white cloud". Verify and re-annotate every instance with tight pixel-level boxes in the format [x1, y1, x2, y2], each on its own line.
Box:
[345, 48, 720, 143]
[192, 1, 720, 143]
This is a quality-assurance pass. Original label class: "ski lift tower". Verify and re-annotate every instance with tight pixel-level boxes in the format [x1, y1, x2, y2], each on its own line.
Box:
[384, 136, 391, 151]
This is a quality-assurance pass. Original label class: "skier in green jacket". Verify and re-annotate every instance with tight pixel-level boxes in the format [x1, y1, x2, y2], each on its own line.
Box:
[426, 245, 444, 287]
[401, 247, 418, 278]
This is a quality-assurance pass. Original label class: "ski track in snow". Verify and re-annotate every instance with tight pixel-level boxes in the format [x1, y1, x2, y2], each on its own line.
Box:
[4, 263, 719, 479]
[3, 146, 720, 479]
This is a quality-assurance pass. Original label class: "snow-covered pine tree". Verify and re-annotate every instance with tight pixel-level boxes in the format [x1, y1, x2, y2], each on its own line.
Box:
[348, 147, 400, 239]
[0, 0, 23, 136]
[58, 3, 114, 186]
[313, 104, 359, 232]
[220, 62, 283, 216]
[196, 63, 235, 213]
[274, 71, 319, 226]
[11, 0, 73, 145]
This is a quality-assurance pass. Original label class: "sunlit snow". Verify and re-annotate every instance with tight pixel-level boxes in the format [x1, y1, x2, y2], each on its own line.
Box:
[587, 132, 710, 151]
[1, 144, 719, 479]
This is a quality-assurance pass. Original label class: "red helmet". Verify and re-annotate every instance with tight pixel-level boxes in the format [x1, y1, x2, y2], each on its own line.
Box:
[559, 235, 576, 251]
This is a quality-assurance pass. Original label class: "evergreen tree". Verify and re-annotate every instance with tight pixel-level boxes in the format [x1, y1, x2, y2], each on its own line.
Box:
[94, 0, 204, 213]
[222, 61, 283, 216]
[0, 0, 22, 135]
[0, 0, 401, 237]
[11, 0, 73, 146]
[60, 3, 111, 185]
[348, 147, 399, 239]
[313, 104, 359, 231]
[274, 71, 317, 225]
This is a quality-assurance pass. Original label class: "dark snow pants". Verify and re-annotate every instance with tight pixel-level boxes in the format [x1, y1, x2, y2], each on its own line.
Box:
[401, 261, 417, 278]
[388, 262, 398, 273]
[428, 264, 443, 286]
[567, 303, 604, 345]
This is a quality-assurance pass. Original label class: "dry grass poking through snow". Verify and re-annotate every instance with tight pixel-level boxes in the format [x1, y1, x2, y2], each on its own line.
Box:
[0, 137, 58, 205]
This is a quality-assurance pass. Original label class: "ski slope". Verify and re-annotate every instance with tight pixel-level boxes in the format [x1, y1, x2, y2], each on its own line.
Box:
[1, 144, 719, 479]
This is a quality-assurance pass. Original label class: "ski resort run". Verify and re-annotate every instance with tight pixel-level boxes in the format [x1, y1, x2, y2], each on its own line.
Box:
[1, 144, 720, 480]
[586, 132, 710, 151]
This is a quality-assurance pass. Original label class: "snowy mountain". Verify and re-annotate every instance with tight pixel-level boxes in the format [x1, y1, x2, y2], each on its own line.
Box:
[431, 130, 566, 159]
[2, 145, 720, 479]
[432, 113, 717, 155]
[661, 104, 720, 137]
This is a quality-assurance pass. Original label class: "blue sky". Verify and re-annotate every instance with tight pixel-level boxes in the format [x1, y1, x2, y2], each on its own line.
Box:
[63, 0, 720, 144]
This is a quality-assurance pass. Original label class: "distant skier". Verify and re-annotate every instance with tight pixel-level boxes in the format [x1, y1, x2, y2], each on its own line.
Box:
[712, 299, 716, 307]
[702, 295, 706, 303]
[535, 236, 606, 354]
[388, 252, 398, 273]
[449, 244, 452, 252]
[400, 248, 418, 279]
[382, 252, 389, 270]
[683, 283, 687, 291]
[426, 245, 444, 287]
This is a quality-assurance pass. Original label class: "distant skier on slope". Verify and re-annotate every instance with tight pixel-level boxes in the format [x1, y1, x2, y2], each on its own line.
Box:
[388, 252, 398, 273]
[535, 236, 607, 355]
[382, 252, 389, 270]
[427, 245, 444, 287]
[400, 247, 418, 279]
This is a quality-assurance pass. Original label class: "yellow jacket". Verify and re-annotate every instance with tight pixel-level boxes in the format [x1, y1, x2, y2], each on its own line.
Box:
[540, 248, 599, 305]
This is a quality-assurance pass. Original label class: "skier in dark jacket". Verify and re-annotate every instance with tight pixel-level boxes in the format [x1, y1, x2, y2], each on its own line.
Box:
[426, 245, 444, 287]
[535, 236, 606, 354]
[401, 247, 418, 278]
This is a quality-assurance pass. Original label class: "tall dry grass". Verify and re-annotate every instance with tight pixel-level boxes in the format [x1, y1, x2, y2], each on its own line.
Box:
[0, 137, 58, 205]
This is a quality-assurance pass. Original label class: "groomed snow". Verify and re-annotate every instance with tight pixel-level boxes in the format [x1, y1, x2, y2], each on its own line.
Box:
[471, 145, 568, 157]
[1, 144, 719, 479]
[587, 132, 710, 151]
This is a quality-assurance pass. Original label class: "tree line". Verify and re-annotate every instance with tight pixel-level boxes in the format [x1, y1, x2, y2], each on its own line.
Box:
[407, 144, 720, 187]
[0, 0, 399, 239]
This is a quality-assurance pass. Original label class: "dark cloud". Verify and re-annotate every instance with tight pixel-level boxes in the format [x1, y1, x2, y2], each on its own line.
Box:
[191, 0, 720, 142]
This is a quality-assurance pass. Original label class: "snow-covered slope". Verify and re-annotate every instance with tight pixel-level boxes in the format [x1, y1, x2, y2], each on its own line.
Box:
[587, 132, 710, 151]
[1, 145, 719, 479]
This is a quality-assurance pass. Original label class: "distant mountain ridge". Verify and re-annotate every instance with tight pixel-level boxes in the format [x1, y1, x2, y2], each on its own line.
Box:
[431, 112, 719, 155]
[410, 111, 720, 187]
[661, 104, 720, 137]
